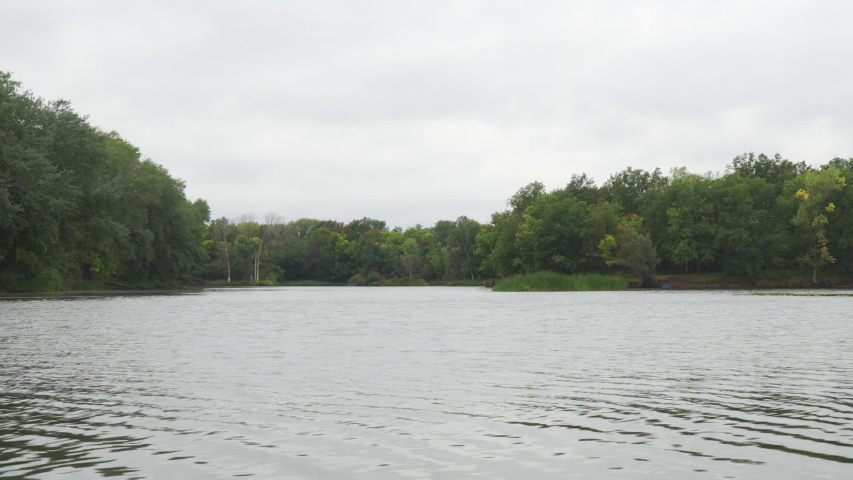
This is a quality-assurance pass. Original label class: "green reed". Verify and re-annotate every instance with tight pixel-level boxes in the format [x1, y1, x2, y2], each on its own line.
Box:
[492, 271, 629, 292]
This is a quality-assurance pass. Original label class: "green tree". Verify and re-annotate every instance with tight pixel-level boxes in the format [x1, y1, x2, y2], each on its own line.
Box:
[602, 167, 667, 215]
[560, 173, 604, 204]
[209, 218, 235, 281]
[345, 217, 387, 241]
[515, 193, 595, 273]
[707, 173, 781, 277]
[445, 216, 481, 280]
[728, 153, 807, 195]
[477, 211, 523, 277]
[660, 169, 716, 273]
[400, 237, 421, 277]
[508, 181, 546, 213]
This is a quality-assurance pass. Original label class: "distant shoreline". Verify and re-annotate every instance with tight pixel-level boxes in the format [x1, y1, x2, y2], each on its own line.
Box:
[4, 273, 853, 294]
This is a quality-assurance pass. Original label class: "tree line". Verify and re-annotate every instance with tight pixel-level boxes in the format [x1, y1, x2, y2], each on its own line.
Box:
[202, 154, 850, 287]
[1, 72, 209, 291]
[197, 215, 485, 285]
[2, 72, 851, 290]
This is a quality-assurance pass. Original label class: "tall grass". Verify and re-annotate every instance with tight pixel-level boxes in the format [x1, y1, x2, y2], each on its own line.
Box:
[206, 279, 275, 287]
[444, 279, 495, 287]
[205, 280, 336, 287]
[492, 272, 628, 292]
[279, 280, 344, 286]
[370, 277, 430, 286]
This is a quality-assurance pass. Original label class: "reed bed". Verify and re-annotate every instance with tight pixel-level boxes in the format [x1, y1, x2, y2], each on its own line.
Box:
[492, 272, 628, 292]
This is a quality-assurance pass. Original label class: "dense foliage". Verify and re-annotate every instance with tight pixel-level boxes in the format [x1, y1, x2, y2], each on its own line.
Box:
[0, 73, 209, 290]
[200, 154, 852, 287]
[197, 215, 484, 285]
[3, 73, 852, 291]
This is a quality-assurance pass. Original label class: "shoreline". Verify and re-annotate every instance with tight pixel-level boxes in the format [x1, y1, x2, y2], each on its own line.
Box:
[653, 274, 853, 290]
[5, 277, 853, 294]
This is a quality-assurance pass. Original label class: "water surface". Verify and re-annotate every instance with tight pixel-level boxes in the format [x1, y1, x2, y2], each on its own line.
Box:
[1, 287, 851, 478]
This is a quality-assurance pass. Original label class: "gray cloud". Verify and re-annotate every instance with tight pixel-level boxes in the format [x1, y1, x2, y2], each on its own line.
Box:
[3, 0, 852, 227]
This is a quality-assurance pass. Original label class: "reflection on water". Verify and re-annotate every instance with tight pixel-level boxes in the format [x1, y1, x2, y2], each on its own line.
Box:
[1, 287, 852, 478]
[0, 391, 151, 477]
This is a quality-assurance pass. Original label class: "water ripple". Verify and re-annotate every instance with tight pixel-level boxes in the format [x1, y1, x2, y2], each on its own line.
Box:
[1, 287, 852, 478]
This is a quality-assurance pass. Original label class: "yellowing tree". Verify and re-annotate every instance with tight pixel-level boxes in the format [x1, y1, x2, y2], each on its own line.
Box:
[791, 167, 846, 283]
[598, 214, 659, 287]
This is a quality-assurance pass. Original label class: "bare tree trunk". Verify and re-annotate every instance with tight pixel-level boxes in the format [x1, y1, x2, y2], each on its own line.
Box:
[255, 246, 261, 282]
[224, 245, 231, 282]
[812, 265, 818, 284]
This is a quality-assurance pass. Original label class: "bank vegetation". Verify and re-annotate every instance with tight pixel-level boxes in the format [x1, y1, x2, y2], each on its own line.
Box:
[3, 73, 852, 291]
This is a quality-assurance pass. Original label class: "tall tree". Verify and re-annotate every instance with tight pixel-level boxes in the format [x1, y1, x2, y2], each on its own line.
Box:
[209, 218, 234, 281]
[602, 167, 667, 215]
[789, 167, 846, 283]
[445, 216, 481, 280]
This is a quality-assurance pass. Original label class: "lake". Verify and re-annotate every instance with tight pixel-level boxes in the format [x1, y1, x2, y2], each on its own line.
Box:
[1, 287, 851, 478]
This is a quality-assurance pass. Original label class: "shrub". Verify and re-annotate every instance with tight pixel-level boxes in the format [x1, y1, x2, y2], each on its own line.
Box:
[366, 271, 382, 284]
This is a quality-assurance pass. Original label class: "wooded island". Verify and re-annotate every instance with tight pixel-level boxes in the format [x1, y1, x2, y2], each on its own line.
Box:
[2, 73, 851, 291]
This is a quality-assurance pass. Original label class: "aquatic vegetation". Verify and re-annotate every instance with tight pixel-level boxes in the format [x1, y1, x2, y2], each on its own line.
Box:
[368, 277, 430, 286]
[492, 272, 628, 292]
[444, 279, 495, 287]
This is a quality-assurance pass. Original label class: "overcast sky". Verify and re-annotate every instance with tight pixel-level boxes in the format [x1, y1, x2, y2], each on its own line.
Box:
[3, 1, 852, 227]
